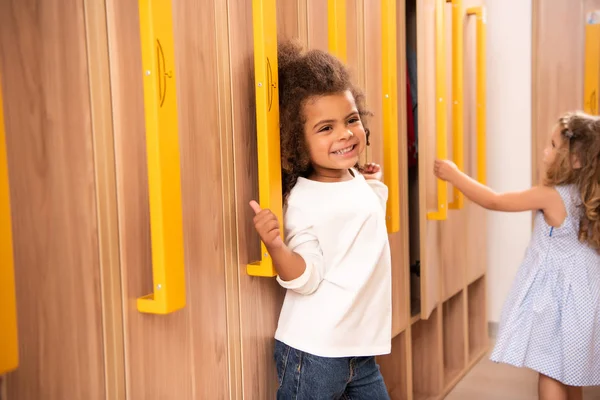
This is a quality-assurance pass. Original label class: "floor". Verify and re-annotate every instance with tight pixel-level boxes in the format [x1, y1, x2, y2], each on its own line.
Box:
[446, 347, 600, 400]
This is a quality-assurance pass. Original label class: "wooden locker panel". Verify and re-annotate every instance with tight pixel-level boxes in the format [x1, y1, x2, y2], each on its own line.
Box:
[464, 0, 487, 284]
[416, 0, 443, 319]
[391, 0, 411, 335]
[440, 0, 468, 302]
[532, 0, 586, 185]
[364, 0, 410, 335]
[532, 0, 600, 185]
[0, 1, 106, 398]
[346, 0, 365, 87]
[307, 0, 329, 51]
[378, 331, 411, 399]
[105, 0, 230, 398]
[229, 0, 294, 398]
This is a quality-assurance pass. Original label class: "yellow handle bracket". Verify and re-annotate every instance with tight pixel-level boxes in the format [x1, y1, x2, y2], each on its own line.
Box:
[137, 0, 186, 314]
[247, 0, 283, 277]
[428, 0, 449, 220]
[467, 6, 487, 184]
[381, 0, 400, 233]
[0, 73, 19, 374]
[584, 11, 600, 115]
[448, 0, 464, 210]
[328, 0, 347, 63]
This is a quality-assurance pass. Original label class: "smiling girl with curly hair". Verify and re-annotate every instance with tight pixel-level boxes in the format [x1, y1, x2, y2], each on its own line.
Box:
[249, 40, 392, 399]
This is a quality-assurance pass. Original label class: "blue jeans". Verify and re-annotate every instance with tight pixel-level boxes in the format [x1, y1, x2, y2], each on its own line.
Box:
[274, 340, 391, 399]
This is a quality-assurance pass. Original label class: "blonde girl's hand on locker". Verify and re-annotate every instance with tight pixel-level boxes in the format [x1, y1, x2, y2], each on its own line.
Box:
[434, 159, 459, 183]
[249, 200, 284, 250]
[359, 163, 383, 181]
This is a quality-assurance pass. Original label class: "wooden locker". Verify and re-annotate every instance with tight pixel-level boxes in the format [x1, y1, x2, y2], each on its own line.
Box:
[228, 0, 294, 397]
[408, 0, 489, 398]
[103, 0, 232, 397]
[532, 0, 600, 185]
[0, 0, 107, 398]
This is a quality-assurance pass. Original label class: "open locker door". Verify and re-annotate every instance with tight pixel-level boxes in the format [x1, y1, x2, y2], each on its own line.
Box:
[416, 0, 446, 320]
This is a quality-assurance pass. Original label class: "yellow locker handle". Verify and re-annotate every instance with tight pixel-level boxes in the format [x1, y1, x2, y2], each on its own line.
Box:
[137, 0, 186, 314]
[448, 0, 464, 209]
[381, 0, 400, 233]
[0, 74, 19, 374]
[584, 12, 600, 115]
[328, 0, 347, 63]
[247, 0, 284, 278]
[467, 6, 487, 185]
[428, 0, 449, 220]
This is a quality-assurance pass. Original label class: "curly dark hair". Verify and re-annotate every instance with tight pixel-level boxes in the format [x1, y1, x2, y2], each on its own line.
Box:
[545, 111, 600, 252]
[277, 40, 372, 203]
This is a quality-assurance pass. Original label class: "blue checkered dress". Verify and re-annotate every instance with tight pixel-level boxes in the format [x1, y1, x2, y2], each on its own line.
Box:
[490, 185, 600, 386]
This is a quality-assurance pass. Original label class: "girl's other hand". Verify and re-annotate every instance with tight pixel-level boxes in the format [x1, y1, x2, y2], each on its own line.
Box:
[360, 163, 382, 181]
[249, 200, 284, 250]
[434, 159, 459, 182]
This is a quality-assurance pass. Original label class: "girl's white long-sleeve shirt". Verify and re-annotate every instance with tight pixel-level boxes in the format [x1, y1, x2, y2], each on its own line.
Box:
[274, 171, 392, 358]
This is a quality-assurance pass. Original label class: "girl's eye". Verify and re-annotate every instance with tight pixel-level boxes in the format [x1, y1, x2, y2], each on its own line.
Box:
[318, 125, 332, 133]
[347, 117, 360, 124]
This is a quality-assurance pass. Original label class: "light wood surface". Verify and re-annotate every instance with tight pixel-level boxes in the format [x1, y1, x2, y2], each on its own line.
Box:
[0, 1, 106, 398]
[0, 0, 493, 398]
[532, 0, 600, 185]
[229, 1, 289, 398]
[83, 0, 127, 397]
[105, 0, 232, 397]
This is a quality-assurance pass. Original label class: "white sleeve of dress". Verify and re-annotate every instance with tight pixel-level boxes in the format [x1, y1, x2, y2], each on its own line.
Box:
[275, 205, 324, 295]
[366, 179, 389, 212]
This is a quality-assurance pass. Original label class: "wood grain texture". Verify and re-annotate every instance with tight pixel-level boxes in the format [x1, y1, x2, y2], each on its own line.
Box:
[83, 0, 127, 397]
[411, 308, 443, 398]
[0, 0, 105, 398]
[228, 0, 289, 398]
[532, 0, 600, 185]
[440, 0, 468, 301]
[307, 0, 329, 52]
[105, 0, 230, 397]
[464, 0, 487, 284]
[532, 0, 586, 185]
[417, 0, 442, 319]
[378, 331, 410, 400]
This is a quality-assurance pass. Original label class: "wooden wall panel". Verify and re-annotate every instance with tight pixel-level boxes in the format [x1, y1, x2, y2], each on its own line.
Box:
[105, 0, 230, 398]
[363, 0, 410, 335]
[346, 0, 364, 86]
[307, 0, 329, 51]
[229, 0, 291, 398]
[532, 0, 600, 184]
[392, 0, 411, 335]
[417, 0, 442, 319]
[0, 0, 106, 398]
[440, 0, 468, 301]
[464, 0, 487, 283]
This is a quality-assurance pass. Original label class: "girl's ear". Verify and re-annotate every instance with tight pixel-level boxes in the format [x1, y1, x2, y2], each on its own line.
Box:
[365, 129, 370, 146]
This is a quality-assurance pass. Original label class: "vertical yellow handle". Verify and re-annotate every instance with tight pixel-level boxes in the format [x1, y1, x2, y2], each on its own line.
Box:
[427, 0, 448, 220]
[381, 0, 400, 233]
[328, 0, 347, 63]
[247, 0, 283, 278]
[584, 11, 600, 115]
[448, 0, 464, 209]
[137, 0, 186, 314]
[0, 74, 19, 374]
[467, 6, 487, 184]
